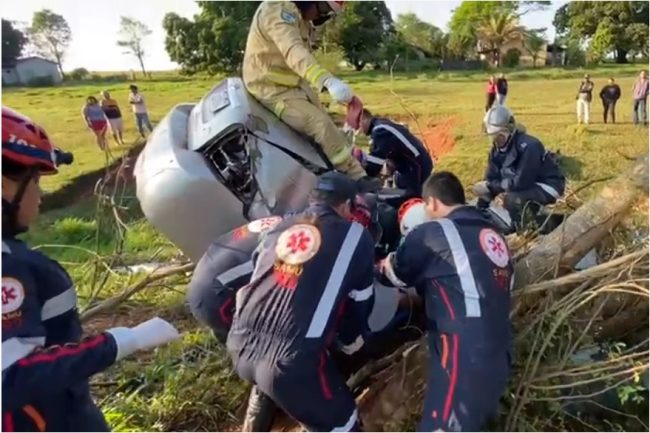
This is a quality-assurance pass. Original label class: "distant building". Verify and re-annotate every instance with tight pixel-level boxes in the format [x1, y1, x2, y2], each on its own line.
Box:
[478, 35, 548, 68]
[2, 56, 63, 86]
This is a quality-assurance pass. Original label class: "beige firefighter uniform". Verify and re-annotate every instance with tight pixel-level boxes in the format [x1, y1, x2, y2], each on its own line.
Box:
[243, 1, 366, 179]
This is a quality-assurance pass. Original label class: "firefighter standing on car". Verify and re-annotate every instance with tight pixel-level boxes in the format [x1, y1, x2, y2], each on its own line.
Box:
[1, 107, 180, 432]
[473, 105, 566, 232]
[381, 171, 513, 432]
[243, 1, 368, 180]
[227, 171, 375, 432]
[356, 108, 434, 197]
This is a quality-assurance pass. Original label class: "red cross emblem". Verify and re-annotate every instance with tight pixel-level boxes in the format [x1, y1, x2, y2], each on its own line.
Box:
[2, 286, 16, 305]
[489, 236, 505, 256]
[287, 230, 311, 254]
[480, 229, 509, 268]
[276, 224, 322, 265]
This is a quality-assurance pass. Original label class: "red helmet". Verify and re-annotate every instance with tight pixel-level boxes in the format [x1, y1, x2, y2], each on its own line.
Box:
[2, 106, 57, 174]
[327, 1, 345, 13]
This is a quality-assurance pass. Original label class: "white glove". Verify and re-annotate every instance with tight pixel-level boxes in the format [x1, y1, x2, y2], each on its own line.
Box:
[472, 181, 492, 198]
[324, 77, 353, 105]
[107, 317, 181, 361]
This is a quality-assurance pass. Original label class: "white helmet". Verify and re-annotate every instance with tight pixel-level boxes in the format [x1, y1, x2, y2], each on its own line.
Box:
[484, 105, 516, 135]
[398, 198, 429, 236]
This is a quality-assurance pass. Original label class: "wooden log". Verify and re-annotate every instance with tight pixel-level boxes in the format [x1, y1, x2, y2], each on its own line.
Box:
[514, 156, 648, 289]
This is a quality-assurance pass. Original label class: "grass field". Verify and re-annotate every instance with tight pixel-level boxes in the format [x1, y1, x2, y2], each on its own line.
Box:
[3, 64, 649, 431]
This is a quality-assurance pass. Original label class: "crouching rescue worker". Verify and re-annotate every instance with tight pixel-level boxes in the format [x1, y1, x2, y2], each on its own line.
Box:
[2, 107, 180, 432]
[227, 171, 375, 432]
[243, 1, 368, 180]
[381, 171, 513, 432]
[356, 109, 433, 197]
[473, 105, 565, 232]
[187, 215, 284, 432]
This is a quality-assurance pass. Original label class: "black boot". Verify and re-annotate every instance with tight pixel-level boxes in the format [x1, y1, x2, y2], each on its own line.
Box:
[241, 386, 276, 432]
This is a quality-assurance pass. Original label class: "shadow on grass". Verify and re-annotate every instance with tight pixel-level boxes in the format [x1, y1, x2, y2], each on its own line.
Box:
[558, 153, 584, 181]
[41, 142, 145, 213]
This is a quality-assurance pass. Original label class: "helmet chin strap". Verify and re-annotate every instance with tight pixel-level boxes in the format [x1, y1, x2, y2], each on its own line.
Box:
[2, 168, 37, 236]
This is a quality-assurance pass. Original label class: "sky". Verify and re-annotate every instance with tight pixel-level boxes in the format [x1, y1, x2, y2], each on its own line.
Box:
[2, 0, 567, 72]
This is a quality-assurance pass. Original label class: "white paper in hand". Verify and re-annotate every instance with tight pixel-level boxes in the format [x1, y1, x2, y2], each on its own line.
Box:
[131, 317, 181, 351]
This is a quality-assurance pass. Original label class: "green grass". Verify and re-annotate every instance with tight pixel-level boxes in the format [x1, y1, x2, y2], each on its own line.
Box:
[5, 65, 649, 431]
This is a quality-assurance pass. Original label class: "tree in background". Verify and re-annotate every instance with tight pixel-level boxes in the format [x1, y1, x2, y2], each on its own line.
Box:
[163, 1, 259, 75]
[321, 1, 394, 71]
[2, 19, 27, 68]
[117, 17, 152, 77]
[477, 11, 527, 67]
[447, 1, 550, 60]
[395, 13, 446, 59]
[554, 1, 649, 63]
[524, 31, 547, 67]
[27, 9, 71, 78]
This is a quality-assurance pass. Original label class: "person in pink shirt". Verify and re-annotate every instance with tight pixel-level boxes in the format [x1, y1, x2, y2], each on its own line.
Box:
[632, 70, 649, 126]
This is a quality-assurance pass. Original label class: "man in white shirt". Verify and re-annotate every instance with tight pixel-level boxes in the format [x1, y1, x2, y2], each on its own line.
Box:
[128, 84, 153, 137]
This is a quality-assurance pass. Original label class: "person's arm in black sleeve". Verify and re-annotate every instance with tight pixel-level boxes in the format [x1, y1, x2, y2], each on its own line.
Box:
[382, 225, 428, 291]
[2, 265, 118, 410]
[599, 86, 606, 100]
[337, 228, 375, 355]
[365, 129, 393, 177]
[501, 142, 544, 192]
[614, 85, 621, 101]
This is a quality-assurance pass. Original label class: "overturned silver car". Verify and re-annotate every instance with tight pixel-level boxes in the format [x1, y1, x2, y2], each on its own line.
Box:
[134, 78, 334, 262]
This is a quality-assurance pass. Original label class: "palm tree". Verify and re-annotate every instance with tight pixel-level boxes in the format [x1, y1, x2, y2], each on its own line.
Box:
[477, 11, 526, 67]
[524, 32, 547, 68]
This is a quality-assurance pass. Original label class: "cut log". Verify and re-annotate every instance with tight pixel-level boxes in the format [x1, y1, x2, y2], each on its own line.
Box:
[514, 156, 648, 289]
[356, 156, 649, 430]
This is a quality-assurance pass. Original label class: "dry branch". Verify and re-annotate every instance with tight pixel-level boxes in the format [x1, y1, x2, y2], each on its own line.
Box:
[80, 262, 194, 322]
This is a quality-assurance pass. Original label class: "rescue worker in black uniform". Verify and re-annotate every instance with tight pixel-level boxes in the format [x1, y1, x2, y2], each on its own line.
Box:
[473, 105, 566, 232]
[381, 171, 513, 432]
[357, 108, 434, 197]
[1, 106, 180, 432]
[227, 171, 375, 432]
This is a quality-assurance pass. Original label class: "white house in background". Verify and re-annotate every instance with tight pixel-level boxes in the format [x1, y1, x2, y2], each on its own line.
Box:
[2, 56, 63, 86]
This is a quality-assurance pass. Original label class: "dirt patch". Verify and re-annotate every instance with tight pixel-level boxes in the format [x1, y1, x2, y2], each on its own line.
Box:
[417, 117, 457, 162]
[390, 115, 457, 163]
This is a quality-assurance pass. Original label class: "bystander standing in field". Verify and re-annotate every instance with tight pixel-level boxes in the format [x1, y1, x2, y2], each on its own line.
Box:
[576, 74, 594, 124]
[496, 72, 508, 105]
[486, 75, 497, 112]
[100, 90, 125, 146]
[632, 70, 649, 127]
[599, 78, 621, 124]
[128, 84, 154, 138]
[82, 96, 108, 150]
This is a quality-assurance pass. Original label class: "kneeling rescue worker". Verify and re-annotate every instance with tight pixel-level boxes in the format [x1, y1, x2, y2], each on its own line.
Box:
[243, 1, 368, 180]
[2, 107, 180, 432]
[381, 171, 513, 432]
[473, 105, 566, 232]
[227, 171, 376, 432]
[357, 109, 433, 197]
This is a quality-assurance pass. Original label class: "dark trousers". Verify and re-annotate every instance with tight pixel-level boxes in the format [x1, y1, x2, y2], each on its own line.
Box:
[419, 334, 510, 432]
[602, 100, 616, 123]
[485, 93, 496, 112]
[633, 98, 648, 125]
[503, 186, 557, 231]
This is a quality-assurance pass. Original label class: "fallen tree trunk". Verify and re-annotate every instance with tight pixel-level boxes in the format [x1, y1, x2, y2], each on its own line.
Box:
[514, 156, 648, 289]
[355, 157, 649, 431]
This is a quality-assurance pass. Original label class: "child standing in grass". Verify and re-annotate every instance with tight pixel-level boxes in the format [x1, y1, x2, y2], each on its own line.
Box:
[82, 96, 108, 150]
